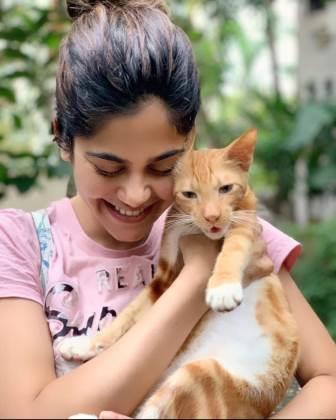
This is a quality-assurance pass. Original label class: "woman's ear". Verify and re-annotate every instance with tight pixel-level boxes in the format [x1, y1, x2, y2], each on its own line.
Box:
[60, 148, 71, 162]
[50, 118, 60, 137]
[51, 118, 72, 162]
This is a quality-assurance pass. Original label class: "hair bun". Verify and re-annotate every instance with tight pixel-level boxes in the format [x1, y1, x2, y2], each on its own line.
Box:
[67, 0, 168, 20]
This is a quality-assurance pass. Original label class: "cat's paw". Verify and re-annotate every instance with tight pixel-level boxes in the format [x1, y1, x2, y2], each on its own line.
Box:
[58, 335, 104, 362]
[206, 282, 243, 312]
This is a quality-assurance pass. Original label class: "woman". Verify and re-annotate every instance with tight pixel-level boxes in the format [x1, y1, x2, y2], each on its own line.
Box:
[0, 1, 335, 418]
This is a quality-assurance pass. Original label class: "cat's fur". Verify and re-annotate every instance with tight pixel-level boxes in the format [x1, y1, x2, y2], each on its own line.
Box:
[60, 129, 299, 419]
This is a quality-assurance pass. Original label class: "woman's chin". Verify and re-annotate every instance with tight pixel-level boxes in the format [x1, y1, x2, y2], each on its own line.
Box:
[106, 227, 150, 246]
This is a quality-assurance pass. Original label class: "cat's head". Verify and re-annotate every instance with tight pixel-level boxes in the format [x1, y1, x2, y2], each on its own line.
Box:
[173, 128, 257, 240]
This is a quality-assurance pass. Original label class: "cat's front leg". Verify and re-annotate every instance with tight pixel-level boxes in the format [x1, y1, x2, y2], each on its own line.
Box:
[206, 225, 255, 312]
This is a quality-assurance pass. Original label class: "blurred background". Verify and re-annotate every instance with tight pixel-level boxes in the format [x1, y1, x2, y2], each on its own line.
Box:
[0, 0, 335, 338]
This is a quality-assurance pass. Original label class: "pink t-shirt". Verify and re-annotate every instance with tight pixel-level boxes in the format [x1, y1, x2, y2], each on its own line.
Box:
[0, 198, 301, 375]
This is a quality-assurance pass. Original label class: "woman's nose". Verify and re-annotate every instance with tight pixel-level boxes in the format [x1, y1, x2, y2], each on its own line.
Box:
[117, 178, 151, 208]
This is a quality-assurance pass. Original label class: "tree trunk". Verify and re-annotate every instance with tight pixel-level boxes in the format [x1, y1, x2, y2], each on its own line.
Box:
[263, 0, 281, 100]
[293, 156, 309, 226]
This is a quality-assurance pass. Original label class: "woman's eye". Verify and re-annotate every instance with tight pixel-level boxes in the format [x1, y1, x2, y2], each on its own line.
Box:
[94, 166, 124, 177]
[219, 184, 233, 194]
[182, 191, 197, 199]
[149, 167, 174, 176]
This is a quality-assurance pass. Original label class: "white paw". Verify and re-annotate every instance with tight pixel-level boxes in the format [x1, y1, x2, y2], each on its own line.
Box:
[58, 335, 100, 362]
[206, 283, 243, 312]
[137, 405, 161, 419]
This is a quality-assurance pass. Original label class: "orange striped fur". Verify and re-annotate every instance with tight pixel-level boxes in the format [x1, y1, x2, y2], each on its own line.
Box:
[60, 128, 299, 419]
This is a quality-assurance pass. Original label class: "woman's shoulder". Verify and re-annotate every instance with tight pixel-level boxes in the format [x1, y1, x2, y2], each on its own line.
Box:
[258, 217, 302, 274]
[0, 207, 36, 240]
[0, 206, 44, 304]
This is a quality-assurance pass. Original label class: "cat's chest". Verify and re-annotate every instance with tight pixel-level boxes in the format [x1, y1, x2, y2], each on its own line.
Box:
[164, 279, 272, 385]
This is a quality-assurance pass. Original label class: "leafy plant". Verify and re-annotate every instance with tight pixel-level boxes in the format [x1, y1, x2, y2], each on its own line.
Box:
[283, 220, 336, 339]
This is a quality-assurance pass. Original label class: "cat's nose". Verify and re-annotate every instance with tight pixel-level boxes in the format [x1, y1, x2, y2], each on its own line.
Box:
[204, 215, 220, 223]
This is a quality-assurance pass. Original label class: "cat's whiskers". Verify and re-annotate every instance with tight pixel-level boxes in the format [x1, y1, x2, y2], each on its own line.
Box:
[166, 213, 202, 235]
[230, 210, 259, 232]
[166, 215, 194, 230]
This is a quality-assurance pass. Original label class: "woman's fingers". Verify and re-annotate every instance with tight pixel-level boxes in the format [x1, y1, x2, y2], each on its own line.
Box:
[99, 411, 131, 419]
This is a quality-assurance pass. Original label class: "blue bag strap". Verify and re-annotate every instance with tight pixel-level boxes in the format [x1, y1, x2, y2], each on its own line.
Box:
[31, 209, 53, 296]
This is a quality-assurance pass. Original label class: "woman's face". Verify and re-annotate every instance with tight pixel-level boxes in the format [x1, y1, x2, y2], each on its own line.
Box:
[65, 99, 188, 249]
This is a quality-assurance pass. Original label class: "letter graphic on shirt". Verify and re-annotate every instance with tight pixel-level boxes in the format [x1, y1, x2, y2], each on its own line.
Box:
[135, 266, 146, 286]
[116, 267, 127, 289]
[45, 283, 95, 341]
[96, 269, 112, 294]
[98, 306, 117, 331]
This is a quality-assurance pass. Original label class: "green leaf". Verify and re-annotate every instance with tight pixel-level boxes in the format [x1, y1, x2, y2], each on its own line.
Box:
[13, 175, 38, 193]
[0, 27, 29, 42]
[0, 164, 8, 181]
[287, 103, 336, 151]
[2, 47, 30, 61]
[310, 165, 336, 190]
[0, 86, 16, 103]
[2, 70, 34, 80]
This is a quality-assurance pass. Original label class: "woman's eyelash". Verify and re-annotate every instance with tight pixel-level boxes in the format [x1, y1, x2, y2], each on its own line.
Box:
[94, 166, 124, 177]
[149, 167, 174, 176]
[93, 165, 174, 178]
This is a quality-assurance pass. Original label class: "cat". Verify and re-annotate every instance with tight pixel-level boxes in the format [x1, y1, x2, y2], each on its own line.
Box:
[60, 128, 299, 419]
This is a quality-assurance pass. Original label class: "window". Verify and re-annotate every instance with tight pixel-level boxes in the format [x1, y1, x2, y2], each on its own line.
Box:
[309, 0, 326, 12]
[306, 81, 316, 100]
[325, 79, 333, 97]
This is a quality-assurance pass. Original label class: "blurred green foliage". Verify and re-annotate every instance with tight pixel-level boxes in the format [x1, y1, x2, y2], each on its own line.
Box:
[284, 220, 336, 339]
[0, 0, 336, 336]
[0, 1, 70, 198]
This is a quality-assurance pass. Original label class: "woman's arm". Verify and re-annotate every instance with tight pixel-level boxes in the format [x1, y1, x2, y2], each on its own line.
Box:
[0, 264, 207, 419]
[271, 268, 336, 419]
[0, 235, 218, 419]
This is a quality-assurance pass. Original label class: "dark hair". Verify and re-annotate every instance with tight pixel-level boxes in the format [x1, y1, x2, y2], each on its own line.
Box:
[54, 0, 200, 151]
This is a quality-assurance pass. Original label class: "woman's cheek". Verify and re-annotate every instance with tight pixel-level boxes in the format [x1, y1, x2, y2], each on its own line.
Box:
[75, 169, 108, 199]
[157, 178, 175, 201]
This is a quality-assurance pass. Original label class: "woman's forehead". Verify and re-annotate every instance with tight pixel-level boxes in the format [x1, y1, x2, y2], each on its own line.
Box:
[75, 99, 187, 161]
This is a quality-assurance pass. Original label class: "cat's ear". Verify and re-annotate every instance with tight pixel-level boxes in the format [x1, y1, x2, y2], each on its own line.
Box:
[227, 128, 257, 171]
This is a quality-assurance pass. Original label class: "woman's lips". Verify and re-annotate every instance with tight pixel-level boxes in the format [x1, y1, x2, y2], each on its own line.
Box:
[103, 200, 153, 224]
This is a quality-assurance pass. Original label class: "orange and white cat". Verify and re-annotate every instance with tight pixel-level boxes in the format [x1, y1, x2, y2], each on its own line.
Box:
[61, 129, 299, 419]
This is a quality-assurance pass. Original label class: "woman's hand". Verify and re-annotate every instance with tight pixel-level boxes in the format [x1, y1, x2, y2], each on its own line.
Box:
[179, 234, 221, 277]
[99, 411, 131, 419]
[245, 235, 274, 280]
[180, 231, 273, 283]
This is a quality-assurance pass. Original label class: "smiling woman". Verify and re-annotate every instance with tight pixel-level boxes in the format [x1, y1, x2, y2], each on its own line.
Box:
[61, 99, 190, 248]
[0, 0, 336, 419]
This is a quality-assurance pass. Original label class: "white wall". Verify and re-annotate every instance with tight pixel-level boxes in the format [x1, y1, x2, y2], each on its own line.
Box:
[298, 1, 336, 101]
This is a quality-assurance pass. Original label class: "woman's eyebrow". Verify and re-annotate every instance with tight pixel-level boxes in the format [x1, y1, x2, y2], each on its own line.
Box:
[86, 148, 184, 163]
[151, 148, 184, 162]
[85, 151, 125, 163]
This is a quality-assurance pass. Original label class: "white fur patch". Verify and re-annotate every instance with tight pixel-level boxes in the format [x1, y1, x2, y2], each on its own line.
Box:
[206, 282, 243, 311]
[159, 279, 271, 387]
[58, 335, 99, 361]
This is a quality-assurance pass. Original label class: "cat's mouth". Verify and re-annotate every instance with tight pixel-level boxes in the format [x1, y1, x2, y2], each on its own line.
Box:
[210, 227, 221, 234]
[203, 223, 230, 239]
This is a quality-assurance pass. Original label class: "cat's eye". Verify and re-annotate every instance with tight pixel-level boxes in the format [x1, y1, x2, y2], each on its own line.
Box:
[219, 184, 233, 194]
[182, 191, 197, 199]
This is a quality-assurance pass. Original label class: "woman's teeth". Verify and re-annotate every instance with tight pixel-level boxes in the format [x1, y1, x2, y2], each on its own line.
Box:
[113, 204, 144, 217]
